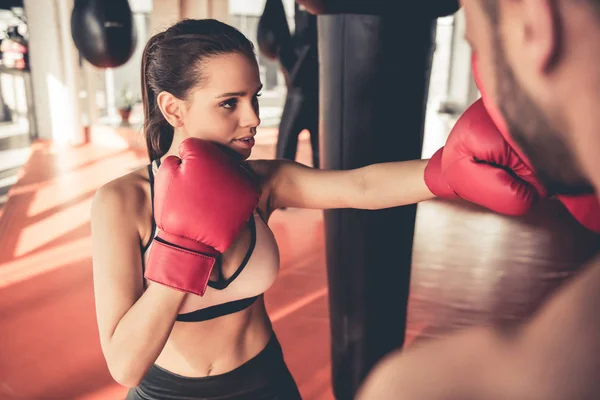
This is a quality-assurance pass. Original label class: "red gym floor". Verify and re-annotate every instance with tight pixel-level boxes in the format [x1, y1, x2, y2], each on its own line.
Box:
[0, 126, 334, 400]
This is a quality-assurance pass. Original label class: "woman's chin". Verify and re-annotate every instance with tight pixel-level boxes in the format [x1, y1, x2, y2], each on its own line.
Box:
[225, 146, 251, 161]
[236, 149, 252, 161]
[230, 140, 254, 160]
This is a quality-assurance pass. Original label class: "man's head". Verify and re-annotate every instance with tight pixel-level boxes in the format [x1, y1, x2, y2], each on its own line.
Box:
[461, 0, 600, 195]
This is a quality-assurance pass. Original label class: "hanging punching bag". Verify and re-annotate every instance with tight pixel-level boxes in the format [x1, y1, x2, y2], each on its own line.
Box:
[297, 0, 459, 17]
[407, 198, 600, 346]
[257, 0, 291, 61]
[71, 0, 137, 68]
[317, 3, 459, 398]
[315, 0, 461, 397]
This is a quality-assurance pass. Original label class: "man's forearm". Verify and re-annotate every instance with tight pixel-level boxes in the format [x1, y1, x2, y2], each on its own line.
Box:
[356, 326, 509, 400]
[357, 255, 600, 400]
[508, 254, 600, 399]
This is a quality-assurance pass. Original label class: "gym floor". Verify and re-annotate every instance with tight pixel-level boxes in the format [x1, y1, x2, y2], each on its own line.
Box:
[0, 127, 334, 400]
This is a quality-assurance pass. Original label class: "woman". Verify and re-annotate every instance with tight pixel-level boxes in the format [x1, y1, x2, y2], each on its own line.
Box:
[89, 19, 452, 400]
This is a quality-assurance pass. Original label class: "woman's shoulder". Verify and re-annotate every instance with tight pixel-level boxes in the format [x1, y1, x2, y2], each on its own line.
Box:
[243, 159, 284, 181]
[243, 159, 281, 218]
[91, 166, 150, 221]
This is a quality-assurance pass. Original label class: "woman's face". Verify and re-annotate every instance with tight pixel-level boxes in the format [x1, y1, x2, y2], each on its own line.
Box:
[178, 52, 262, 160]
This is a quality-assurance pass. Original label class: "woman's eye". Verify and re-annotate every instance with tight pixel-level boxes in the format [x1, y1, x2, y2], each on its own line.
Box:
[220, 98, 238, 109]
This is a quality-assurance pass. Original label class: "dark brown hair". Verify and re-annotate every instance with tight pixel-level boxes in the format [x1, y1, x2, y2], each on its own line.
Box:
[141, 19, 256, 161]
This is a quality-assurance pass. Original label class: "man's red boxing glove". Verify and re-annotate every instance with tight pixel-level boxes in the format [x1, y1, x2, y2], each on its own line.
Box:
[145, 138, 261, 296]
[557, 194, 600, 233]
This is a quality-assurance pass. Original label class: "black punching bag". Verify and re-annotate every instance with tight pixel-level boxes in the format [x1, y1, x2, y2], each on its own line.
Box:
[407, 198, 600, 345]
[317, 6, 445, 399]
[71, 0, 137, 68]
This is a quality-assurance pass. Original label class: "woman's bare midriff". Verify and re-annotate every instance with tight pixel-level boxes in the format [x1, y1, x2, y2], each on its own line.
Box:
[154, 296, 274, 377]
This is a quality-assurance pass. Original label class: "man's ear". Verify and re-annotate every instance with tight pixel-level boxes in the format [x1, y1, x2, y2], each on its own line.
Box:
[521, 0, 561, 72]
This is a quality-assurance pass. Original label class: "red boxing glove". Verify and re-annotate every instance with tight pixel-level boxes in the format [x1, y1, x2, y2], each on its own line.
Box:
[558, 194, 600, 233]
[425, 98, 545, 216]
[471, 53, 600, 232]
[424, 147, 459, 200]
[443, 98, 545, 216]
[145, 138, 260, 296]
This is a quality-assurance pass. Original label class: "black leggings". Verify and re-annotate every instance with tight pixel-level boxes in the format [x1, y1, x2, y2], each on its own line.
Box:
[125, 334, 302, 400]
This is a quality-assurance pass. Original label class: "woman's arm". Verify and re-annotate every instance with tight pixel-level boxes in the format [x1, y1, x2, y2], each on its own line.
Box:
[248, 159, 435, 211]
[90, 183, 186, 388]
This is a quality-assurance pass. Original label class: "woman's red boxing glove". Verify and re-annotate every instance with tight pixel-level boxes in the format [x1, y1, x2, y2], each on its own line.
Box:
[425, 98, 544, 216]
[145, 138, 260, 296]
[471, 53, 600, 232]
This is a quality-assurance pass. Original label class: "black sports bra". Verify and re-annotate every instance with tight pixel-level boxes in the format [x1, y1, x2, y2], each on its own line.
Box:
[142, 160, 259, 322]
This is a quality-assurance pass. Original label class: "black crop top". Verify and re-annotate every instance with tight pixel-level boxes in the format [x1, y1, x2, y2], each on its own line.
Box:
[141, 160, 259, 322]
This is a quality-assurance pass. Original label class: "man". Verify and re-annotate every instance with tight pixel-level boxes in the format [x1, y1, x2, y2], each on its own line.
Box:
[357, 1, 600, 398]
[275, 2, 320, 169]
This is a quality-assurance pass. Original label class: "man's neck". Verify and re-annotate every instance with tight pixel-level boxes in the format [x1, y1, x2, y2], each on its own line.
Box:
[565, 90, 600, 199]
